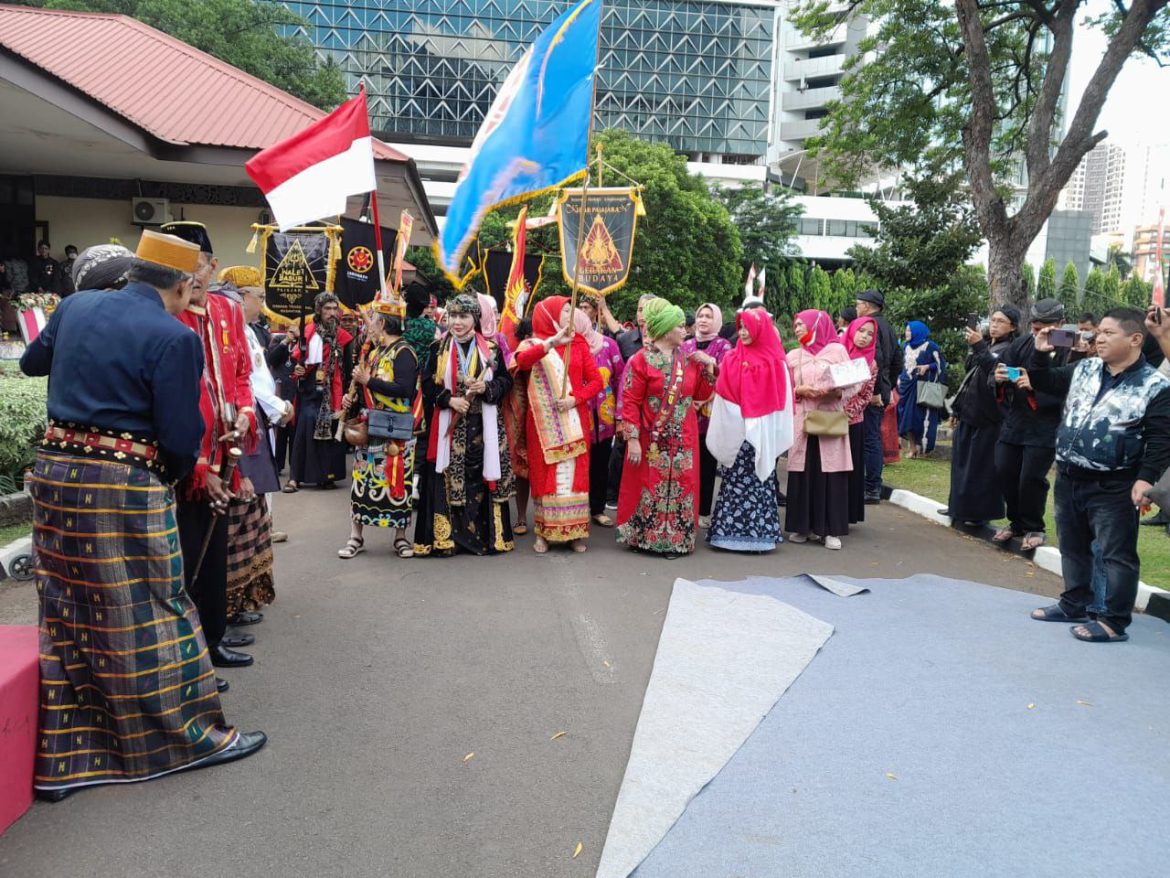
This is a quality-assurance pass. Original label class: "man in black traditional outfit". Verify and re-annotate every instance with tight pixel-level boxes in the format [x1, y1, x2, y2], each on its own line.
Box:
[20, 229, 266, 802]
[284, 292, 354, 491]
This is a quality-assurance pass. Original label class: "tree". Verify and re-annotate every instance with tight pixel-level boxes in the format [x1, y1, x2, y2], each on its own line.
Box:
[788, 263, 808, 312]
[808, 265, 834, 312]
[1123, 274, 1152, 308]
[1021, 263, 1036, 300]
[1037, 258, 1058, 299]
[794, 0, 1170, 307]
[1104, 264, 1123, 302]
[1059, 261, 1081, 308]
[1081, 266, 1107, 314]
[712, 184, 803, 280]
[884, 265, 991, 388]
[846, 171, 984, 294]
[19, 0, 346, 109]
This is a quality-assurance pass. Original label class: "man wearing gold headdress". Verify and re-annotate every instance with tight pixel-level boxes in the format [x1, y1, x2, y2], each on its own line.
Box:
[19, 229, 267, 802]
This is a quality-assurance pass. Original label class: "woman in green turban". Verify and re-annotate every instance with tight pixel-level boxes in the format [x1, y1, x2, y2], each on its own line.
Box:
[615, 298, 718, 557]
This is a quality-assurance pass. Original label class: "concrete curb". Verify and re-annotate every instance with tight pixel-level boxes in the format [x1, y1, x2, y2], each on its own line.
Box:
[885, 488, 1168, 613]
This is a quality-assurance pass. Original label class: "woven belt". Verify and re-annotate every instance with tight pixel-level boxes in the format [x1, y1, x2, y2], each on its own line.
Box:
[43, 422, 168, 478]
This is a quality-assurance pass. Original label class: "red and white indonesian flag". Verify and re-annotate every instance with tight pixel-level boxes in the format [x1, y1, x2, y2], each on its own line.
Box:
[246, 89, 376, 230]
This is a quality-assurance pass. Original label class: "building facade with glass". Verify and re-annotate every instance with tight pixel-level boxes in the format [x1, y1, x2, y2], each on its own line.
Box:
[285, 0, 775, 158]
[283, 0, 778, 216]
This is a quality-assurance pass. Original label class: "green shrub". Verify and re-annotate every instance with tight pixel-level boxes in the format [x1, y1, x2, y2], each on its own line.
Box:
[0, 374, 47, 490]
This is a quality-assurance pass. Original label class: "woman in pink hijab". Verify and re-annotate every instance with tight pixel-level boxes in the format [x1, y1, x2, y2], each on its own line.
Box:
[705, 308, 793, 552]
[683, 303, 734, 528]
[575, 300, 625, 527]
[842, 316, 879, 524]
[785, 309, 860, 550]
[477, 293, 513, 369]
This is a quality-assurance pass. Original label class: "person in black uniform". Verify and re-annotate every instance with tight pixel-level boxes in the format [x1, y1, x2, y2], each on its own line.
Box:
[19, 230, 266, 802]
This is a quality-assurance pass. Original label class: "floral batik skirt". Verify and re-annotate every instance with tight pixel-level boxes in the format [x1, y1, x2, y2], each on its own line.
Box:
[707, 441, 782, 552]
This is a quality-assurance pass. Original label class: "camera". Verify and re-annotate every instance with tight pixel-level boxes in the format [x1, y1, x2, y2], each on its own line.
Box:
[1048, 325, 1078, 348]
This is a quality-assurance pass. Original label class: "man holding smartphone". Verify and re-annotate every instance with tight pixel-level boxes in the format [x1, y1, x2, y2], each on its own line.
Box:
[1024, 308, 1170, 642]
[991, 298, 1069, 551]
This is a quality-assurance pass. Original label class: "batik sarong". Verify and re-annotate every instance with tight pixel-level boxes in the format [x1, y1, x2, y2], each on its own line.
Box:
[226, 494, 275, 617]
[30, 451, 237, 793]
[533, 459, 590, 542]
[351, 440, 415, 529]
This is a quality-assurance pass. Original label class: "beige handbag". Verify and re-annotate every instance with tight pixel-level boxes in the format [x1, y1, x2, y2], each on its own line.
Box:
[800, 356, 848, 436]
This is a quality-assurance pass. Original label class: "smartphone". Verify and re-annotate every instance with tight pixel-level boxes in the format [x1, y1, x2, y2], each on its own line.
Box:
[966, 314, 980, 330]
[1005, 366, 1021, 382]
[1048, 327, 1076, 348]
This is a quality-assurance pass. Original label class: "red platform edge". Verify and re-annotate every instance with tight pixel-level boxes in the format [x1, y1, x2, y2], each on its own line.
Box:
[0, 625, 39, 836]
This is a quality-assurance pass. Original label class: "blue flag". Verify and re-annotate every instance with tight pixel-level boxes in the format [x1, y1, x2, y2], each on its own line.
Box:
[437, 0, 601, 281]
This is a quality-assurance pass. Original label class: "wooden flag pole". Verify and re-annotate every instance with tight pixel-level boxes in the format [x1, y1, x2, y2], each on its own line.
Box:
[560, 0, 605, 398]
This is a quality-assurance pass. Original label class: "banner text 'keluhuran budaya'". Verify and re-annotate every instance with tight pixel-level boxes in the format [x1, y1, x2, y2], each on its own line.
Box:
[557, 187, 641, 297]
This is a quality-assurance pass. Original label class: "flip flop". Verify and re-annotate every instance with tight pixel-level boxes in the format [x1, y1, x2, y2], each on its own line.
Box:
[1071, 620, 1129, 643]
[1031, 604, 1088, 623]
[1021, 532, 1047, 551]
[992, 528, 1016, 543]
[513, 523, 529, 536]
[394, 538, 414, 559]
[282, 482, 299, 494]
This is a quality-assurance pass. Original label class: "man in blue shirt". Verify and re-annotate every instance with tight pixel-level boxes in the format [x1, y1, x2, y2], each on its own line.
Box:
[19, 229, 267, 802]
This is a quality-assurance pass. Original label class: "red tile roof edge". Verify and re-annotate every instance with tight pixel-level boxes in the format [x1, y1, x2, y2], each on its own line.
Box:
[0, 3, 409, 162]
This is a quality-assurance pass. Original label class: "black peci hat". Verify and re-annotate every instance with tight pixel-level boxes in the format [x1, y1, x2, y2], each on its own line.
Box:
[159, 221, 213, 254]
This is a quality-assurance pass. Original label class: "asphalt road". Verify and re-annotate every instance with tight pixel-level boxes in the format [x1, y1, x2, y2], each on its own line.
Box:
[0, 485, 1060, 877]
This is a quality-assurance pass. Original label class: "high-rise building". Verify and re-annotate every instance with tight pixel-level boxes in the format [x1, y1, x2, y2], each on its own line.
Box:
[767, 0, 869, 190]
[1119, 143, 1170, 233]
[1060, 142, 1128, 234]
[284, 0, 781, 219]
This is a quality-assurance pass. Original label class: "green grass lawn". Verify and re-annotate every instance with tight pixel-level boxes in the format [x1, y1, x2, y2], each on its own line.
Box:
[883, 454, 1170, 589]
[0, 520, 32, 548]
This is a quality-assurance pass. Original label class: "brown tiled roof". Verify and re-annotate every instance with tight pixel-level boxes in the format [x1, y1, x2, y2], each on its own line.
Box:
[0, 3, 407, 160]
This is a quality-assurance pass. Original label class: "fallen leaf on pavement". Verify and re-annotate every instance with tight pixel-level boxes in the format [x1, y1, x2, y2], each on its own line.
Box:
[603, 660, 611, 668]
[1076, 700, 1093, 707]
[573, 842, 583, 859]
[463, 752, 475, 762]
[551, 731, 567, 741]
[1027, 703, 1036, 710]
[885, 772, 897, 781]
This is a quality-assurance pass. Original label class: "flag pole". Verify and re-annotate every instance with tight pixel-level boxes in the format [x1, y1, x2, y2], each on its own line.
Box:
[561, 0, 604, 397]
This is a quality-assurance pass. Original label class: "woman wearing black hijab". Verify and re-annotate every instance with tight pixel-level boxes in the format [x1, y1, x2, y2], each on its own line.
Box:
[944, 305, 1020, 525]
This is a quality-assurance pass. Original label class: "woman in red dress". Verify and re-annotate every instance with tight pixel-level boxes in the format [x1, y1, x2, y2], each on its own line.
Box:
[513, 296, 603, 553]
[617, 298, 717, 557]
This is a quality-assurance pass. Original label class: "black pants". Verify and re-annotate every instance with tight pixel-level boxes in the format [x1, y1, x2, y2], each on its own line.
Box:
[698, 435, 718, 517]
[177, 500, 228, 649]
[1055, 475, 1140, 633]
[607, 438, 625, 505]
[274, 423, 293, 472]
[862, 405, 884, 496]
[994, 441, 1054, 534]
[589, 437, 614, 516]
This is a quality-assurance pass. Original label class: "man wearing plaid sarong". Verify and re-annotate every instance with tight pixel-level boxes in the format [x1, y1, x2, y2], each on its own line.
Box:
[19, 230, 267, 802]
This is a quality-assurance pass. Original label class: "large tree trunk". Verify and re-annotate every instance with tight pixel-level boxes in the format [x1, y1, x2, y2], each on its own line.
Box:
[953, 0, 1168, 313]
[986, 226, 1028, 310]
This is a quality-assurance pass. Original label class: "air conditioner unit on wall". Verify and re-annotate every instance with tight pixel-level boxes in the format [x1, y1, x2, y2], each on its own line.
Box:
[131, 197, 169, 226]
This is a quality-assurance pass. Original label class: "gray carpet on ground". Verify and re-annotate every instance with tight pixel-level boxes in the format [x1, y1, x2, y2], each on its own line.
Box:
[632, 575, 1170, 878]
[596, 578, 833, 878]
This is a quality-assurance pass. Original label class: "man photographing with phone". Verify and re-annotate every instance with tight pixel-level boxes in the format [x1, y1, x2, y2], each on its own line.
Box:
[1022, 307, 1170, 642]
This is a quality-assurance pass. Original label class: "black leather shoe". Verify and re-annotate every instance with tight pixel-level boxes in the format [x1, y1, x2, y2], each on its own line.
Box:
[864, 494, 882, 505]
[180, 731, 268, 774]
[216, 677, 230, 694]
[221, 631, 255, 648]
[36, 787, 77, 803]
[229, 611, 263, 626]
[210, 645, 254, 668]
